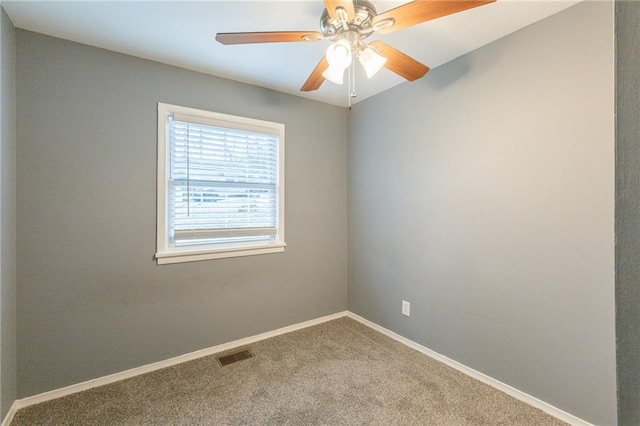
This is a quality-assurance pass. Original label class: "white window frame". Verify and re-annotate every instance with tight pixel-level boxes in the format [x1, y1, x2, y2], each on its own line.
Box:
[156, 103, 285, 265]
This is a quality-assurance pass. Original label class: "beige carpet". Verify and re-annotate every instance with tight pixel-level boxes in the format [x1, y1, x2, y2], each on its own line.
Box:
[12, 317, 568, 425]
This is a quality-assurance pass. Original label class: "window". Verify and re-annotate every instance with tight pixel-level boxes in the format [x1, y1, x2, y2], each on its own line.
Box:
[156, 103, 285, 264]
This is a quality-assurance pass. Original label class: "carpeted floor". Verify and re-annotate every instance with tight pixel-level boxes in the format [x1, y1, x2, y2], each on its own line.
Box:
[12, 317, 568, 425]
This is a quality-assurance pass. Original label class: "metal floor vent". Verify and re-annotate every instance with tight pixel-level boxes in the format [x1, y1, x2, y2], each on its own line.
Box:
[216, 349, 254, 366]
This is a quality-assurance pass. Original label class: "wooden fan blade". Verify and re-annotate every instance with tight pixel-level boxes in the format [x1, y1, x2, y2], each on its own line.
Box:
[216, 31, 322, 45]
[369, 41, 430, 81]
[324, 0, 356, 21]
[373, 0, 495, 34]
[300, 56, 329, 92]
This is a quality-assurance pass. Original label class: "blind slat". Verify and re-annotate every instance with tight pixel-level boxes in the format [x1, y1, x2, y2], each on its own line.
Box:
[175, 227, 276, 240]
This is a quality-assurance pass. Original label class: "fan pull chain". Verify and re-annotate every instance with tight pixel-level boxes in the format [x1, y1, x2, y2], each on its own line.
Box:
[348, 61, 357, 110]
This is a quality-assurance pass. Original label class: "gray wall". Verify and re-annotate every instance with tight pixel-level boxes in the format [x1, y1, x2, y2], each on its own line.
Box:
[16, 30, 347, 397]
[0, 5, 17, 419]
[347, 2, 616, 425]
[615, 1, 640, 424]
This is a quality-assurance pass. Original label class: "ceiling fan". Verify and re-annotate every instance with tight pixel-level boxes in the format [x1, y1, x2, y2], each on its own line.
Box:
[216, 0, 495, 93]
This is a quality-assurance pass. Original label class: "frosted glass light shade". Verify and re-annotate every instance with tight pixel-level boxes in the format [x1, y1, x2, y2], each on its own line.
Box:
[359, 46, 387, 78]
[322, 65, 345, 85]
[326, 39, 353, 69]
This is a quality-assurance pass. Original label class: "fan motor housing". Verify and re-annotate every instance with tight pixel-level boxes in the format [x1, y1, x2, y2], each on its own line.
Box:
[320, 0, 377, 39]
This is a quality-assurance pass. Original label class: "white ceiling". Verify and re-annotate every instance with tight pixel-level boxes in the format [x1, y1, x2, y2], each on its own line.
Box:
[3, 0, 581, 107]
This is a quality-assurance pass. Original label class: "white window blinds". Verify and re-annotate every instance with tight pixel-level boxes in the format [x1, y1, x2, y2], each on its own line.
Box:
[168, 115, 280, 246]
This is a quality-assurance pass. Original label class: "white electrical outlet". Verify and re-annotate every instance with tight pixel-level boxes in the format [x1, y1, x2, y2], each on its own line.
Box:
[402, 300, 410, 317]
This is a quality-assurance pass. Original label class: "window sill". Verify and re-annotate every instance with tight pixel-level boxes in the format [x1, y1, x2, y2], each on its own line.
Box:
[155, 242, 286, 265]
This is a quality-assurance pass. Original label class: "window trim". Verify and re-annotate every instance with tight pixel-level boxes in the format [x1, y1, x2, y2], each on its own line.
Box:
[156, 102, 285, 265]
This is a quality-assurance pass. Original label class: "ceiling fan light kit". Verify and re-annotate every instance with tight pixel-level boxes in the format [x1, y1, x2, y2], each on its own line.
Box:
[359, 45, 387, 78]
[322, 63, 347, 85]
[216, 0, 496, 102]
[325, 39, 353, 69]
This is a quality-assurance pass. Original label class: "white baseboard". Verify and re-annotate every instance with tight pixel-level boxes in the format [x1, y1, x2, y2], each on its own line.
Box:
[346, 312, 595, 426]
[1, 401, 19, 426]
[3, 310, 593, 426]
[8, 311, 349, 413]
